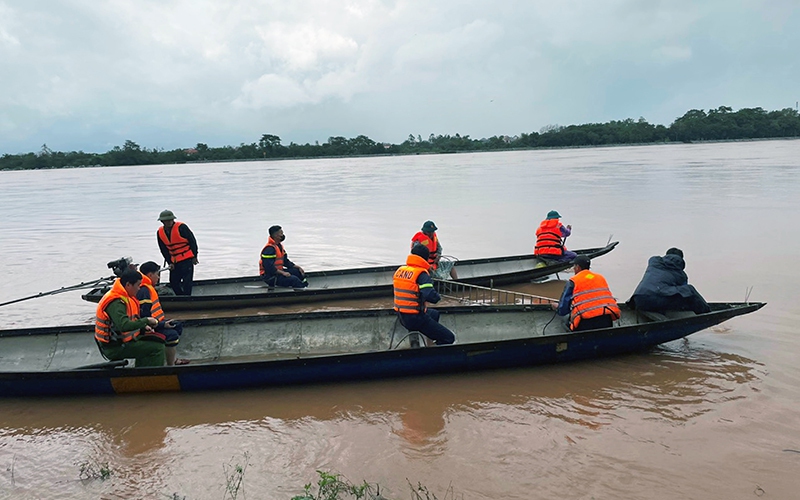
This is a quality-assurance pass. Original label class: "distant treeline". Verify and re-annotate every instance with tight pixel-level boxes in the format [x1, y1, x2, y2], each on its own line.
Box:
[2, 106, 799, 170]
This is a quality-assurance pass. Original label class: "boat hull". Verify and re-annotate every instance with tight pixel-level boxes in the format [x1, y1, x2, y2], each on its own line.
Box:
[80, 243, 619, 312]
[0, 301, 764, 397]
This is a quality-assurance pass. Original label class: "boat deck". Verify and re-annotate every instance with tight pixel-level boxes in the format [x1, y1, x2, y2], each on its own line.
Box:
[0, 307, 703, 372]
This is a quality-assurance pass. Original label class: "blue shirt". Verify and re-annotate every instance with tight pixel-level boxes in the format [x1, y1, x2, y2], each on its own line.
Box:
[417, 270, 441, 305]
[556, 279, 575, 316]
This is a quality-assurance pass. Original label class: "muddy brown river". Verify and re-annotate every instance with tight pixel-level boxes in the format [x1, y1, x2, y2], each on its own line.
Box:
[1, 140, 798, 498]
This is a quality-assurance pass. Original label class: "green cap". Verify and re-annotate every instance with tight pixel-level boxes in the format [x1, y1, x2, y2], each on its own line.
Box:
[158, 209, 176, 221]
[546, 210, 561, 219]
[422, 220, 438, 231]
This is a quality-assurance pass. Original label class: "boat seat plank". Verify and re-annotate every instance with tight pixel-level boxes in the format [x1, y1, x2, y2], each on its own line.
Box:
[638, 311, 669, 322]
[637, 310, 698, 323]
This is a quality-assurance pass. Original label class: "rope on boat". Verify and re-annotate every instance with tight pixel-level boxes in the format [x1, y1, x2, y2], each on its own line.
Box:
[542, 310, 560, 335]
[388, 317, 424, 350]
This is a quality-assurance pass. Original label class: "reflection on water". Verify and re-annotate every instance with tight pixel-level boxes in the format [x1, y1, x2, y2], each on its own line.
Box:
[0, 347, 761, 498]
[512, 347, 761, 429]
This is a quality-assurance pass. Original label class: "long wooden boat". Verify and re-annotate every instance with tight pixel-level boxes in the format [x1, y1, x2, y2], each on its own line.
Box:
[0, 300, 763, 397]
[80, 242, 619, 312]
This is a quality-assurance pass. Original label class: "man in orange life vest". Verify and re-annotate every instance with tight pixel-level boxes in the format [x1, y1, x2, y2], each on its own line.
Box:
[157, 209, 199, 296]
[393, 245, 456, 345]
[410, 220, 458, 280]
[554, 255, 621, 331]
[260, 225, 308, 288]
[534, 210, 577, 262]
[137, 261, 189, 366]
[94, 269, 165, 367]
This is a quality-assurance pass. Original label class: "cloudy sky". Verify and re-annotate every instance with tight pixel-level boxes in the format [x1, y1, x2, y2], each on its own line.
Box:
[1, 0, 798, 154]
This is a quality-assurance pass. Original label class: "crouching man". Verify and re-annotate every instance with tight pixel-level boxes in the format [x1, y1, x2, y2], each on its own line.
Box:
[138, 261, 189, 365]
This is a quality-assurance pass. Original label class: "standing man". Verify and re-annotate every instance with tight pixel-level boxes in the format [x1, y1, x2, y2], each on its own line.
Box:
[157, 209, 198, 296]
[554, 255, 620, 331]
[138, 261, 190, 366]
[393, 244, 456, 345]
[534, 210, 577, 262]
[94, 269, 165, 367]
[259, 225, 308, 288]
[410, 220, 458, 280]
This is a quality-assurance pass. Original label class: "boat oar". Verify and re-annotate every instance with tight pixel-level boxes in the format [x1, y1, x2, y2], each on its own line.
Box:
[73, 359, 129, 370]
[0, 276, 114, 308]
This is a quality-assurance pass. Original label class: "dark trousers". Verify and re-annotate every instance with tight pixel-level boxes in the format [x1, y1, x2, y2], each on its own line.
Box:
[155, 321, 183, 346]
[631, 291, 711, 315]
[572, 314, 614, 332]
[263, 267, 308, 288]
[397, 309, 456, 345]
[169, 259, 194, 296]
[541, 249, 578, 263]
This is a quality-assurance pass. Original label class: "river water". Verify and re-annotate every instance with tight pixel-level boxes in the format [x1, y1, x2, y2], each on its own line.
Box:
[0, 140, 798, 498]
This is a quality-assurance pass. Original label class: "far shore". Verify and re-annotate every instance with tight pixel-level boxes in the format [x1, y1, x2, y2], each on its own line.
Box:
[2, 136, 797, 172]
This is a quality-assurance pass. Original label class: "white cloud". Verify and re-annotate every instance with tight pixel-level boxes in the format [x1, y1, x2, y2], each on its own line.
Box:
[0, 27, 19, 47]
[255, 23, 359, 72]
[393, 20, 504, 75]
[653, 45, 692, 63]
[235, 74, 315, 108]
[0, 0, 798, 153]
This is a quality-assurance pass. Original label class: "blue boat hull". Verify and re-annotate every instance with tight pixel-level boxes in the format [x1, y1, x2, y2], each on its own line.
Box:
[0, 302, 764, 397]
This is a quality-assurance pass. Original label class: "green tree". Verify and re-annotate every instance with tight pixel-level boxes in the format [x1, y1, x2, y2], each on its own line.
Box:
[258, 134, 284, 157]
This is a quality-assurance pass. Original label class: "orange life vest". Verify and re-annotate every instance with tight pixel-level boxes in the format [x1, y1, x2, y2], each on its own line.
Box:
[568, 270, 621, 331]
[95, 279, 142, 344]
[157, 221, 195, 263]
[259, 237, 286, 276]
[139, 274, 166, 322]
[411, 231, 439, 269]
[534, 219, 565, 257]
[393, 254, 431, 314]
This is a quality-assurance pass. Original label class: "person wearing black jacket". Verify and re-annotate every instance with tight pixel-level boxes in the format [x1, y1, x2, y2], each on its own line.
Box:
[156, 209, 199, 296]
[628, 248, 711, 314]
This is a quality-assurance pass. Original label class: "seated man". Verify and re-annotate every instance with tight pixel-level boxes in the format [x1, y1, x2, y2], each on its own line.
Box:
[627, 248, 711, 314]
[259, 225, 308, 288]
[137, 261, 189, 366]
[554, 255, 620, 331]
[410, 220, 458, 280]
[94, 269, 165, 367]
[393, 245, 456, 346]
[534, 210, 577, 262]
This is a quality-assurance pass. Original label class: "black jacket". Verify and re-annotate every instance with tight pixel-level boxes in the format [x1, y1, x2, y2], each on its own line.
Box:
[628, 254, 710, 314]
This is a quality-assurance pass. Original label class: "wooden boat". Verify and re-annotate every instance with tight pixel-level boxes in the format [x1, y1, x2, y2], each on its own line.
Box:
[0, 300, 764, 397]
[80, 242, 619, 312]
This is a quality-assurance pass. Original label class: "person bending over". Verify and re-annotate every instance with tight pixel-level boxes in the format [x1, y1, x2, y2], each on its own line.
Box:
[137, 261, 190, 365]
[410, 220, 458, 280]
[628, 247, 711, 314]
